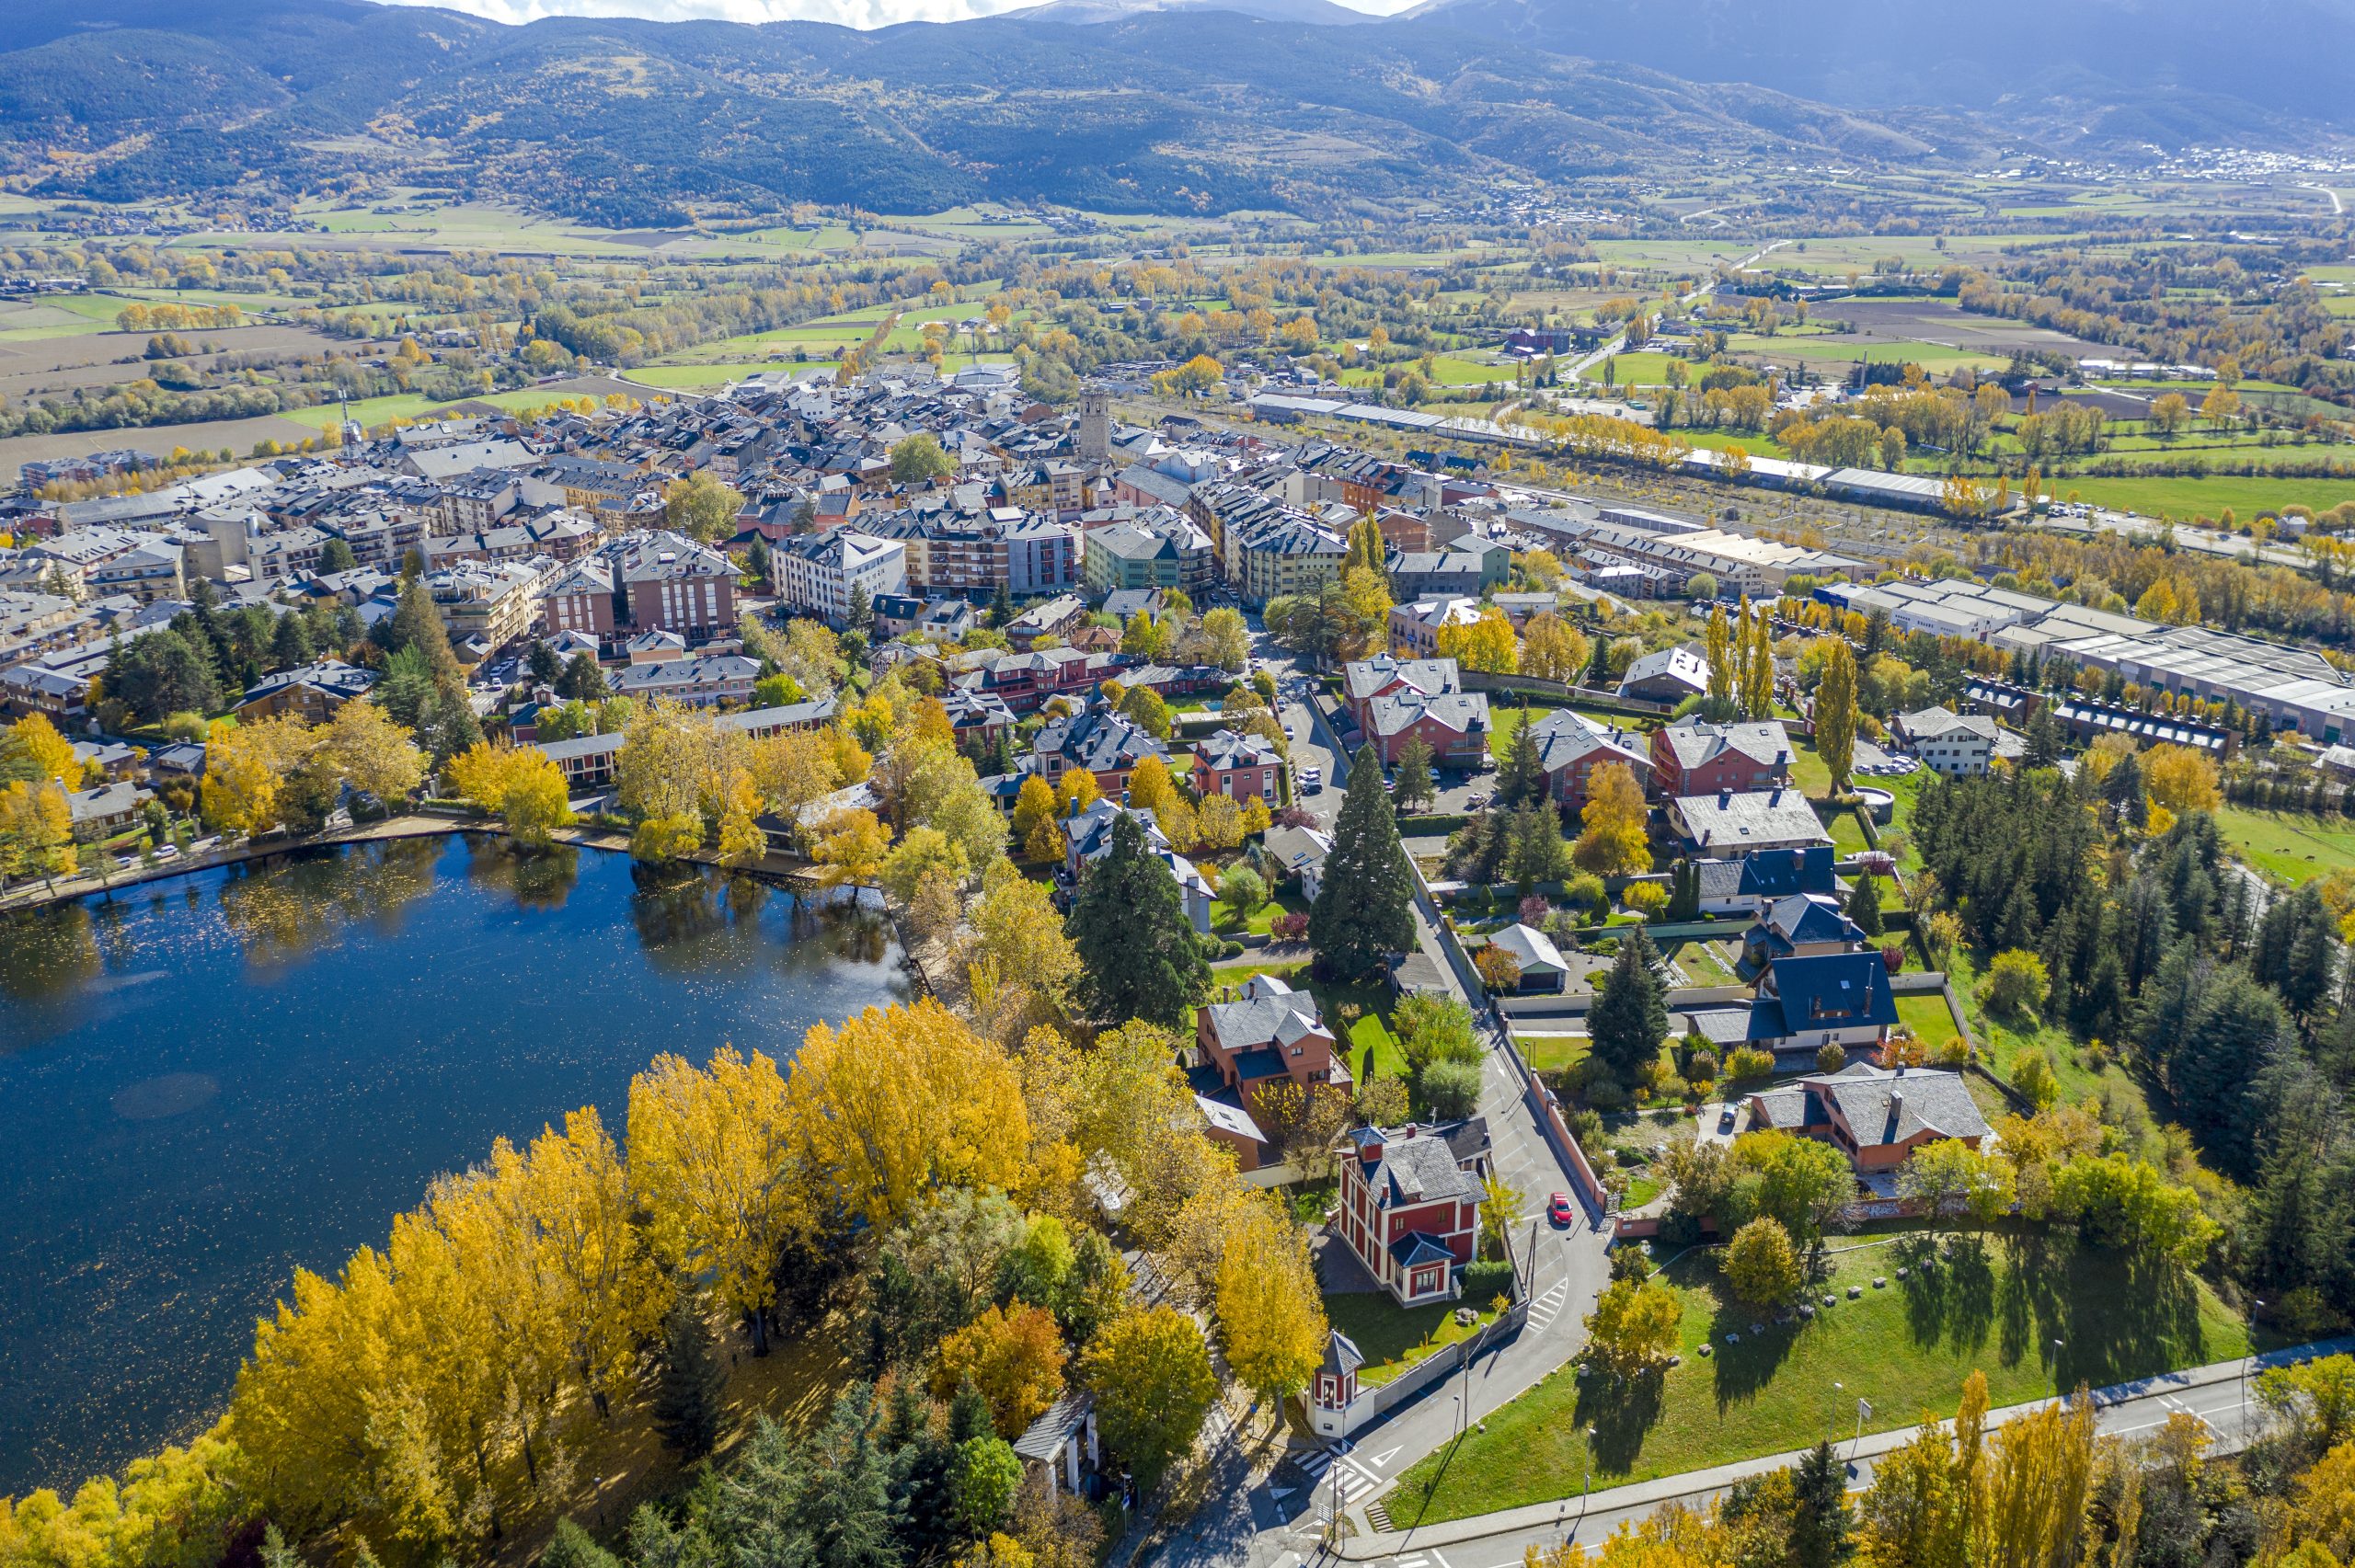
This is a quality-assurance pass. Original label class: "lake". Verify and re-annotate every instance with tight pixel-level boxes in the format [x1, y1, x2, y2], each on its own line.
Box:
[0, 833, 911, 1497]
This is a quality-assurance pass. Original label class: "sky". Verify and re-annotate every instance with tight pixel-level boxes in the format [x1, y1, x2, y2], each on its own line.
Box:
[383, 0, 1419, 27]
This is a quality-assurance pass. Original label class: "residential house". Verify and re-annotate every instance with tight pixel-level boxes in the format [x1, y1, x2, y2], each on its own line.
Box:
[1190, 728, 1281, 803]
[1263, 823, 1333, 900]
[1694, 843, 1842, 917]
[1058, 799, 1215, 933]
[1335, 1119, 1491, 1307]
[1363, 687, 1491, 769]
[67, 780, 153, 839]
[236, 660, 378, 723]
[1528, 709, 1653, 813]
[1671, 787, 1833, 859]
[1746, 1063, 1990, 1173]
[1617, 646, 1709, 704]
[1741, 894, 1867, 971]
[1341, 654, 1461, 733]
[1005, 594, 1088, 648]
[1388, 596, 1484, 658]
[1029, 706, 1169, 797]
[1190, 974, 1350, 1172]
[1650, 717, 1793, 800]
[531, 695, 836, 788]
[1893, 706, 1998, 778]
[1744, 950, 1898, 1059]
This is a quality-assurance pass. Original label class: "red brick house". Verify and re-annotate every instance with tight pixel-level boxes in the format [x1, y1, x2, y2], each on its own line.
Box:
[1189, 975, 1350, 1172]
[1528, 709, 1653, 813]
[1650, 717, 1793, 801]
[1363, 688, 1491, 769]
[1341, 654, 1460, 733]
[1190, 727, 1281, 803]
[1335, 1118, 1490, 1307]
[1745, 1064, 1990, 1174]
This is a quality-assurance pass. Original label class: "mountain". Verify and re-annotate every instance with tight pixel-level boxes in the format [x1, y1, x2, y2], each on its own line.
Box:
[1395, 0, 2355, 126]
[1006, 0, 1379, 25]
[0, 0, 2328, 224]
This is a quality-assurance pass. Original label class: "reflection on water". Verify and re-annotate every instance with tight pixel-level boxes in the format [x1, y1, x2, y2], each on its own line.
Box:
[0, 834, 908, 1495]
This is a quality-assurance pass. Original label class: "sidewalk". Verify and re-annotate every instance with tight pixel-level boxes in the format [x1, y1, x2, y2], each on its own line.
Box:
[1339, 1334, 2355, 1559]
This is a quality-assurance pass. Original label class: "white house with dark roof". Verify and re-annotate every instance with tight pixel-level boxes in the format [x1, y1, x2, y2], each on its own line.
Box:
[1671, 787, 1834, 859]
[1893, 706, 1998, 777]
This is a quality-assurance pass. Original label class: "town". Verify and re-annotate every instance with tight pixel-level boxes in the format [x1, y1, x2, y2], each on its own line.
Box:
[4, 338, 2355, 1568]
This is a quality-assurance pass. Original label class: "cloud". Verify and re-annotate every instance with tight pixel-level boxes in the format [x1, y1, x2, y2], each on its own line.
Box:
[382, 0, 1413, 25]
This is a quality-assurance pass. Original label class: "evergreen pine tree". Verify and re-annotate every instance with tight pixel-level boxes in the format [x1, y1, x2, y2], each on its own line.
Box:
[990, 581, 1014, 626]
[1588, 924, 1668, 1083]
[1309, 744, 1419, 980]
[1496, 707, 1545, 807]
[269, 612, 314, 672]
[1845, 873, 1882, 939]
[2024, 704, 2064, 767]
[389, 572, 459, 681]
[1068, 810, 1212, 1025]
[557, 651, 611, 702]
[541, 1518, 623, 1568]
[2103, 751, 2147, 829]
[527, 639, 564, 686]
[652, 1299, 726, 1459]
[847, 582, 874, 633]
[1392, 736, 1435, 815]
[1789, 1441, 1855, 1568]
[948, 1377, 994, 1444]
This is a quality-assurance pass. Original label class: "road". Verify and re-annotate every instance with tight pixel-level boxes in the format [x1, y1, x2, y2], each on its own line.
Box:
[1341, 1335, 2355, 1565]
[1147, 635, 1610, 1568]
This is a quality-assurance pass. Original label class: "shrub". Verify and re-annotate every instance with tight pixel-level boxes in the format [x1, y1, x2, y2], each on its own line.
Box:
[1881, 944, 1905, 974]
[1219, 864, 1268, 916]
[1815, 1042, 1847, 1074]
[161, 711, 210, 743]
[1270, 910, 1310, 942]
[1420, 1058, 1483, 1119]
[1685, 1047, 1720, 1083]
[1624, 881, 1670, 916]
[1584, 1075, 1631, 1113]
[1566, 872, 1607, 913]
[2012, 1047, 2059, 1110]
[1724, 1046, 1776, 1081]
[1982, 948, 2051, 1021]
[1723, 1217, 1803, 1307]
[1589, 935, 1621, 956]
[1519, 893, 1552, 924]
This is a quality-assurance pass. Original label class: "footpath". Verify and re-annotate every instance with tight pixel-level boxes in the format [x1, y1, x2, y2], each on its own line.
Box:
[1339, 1334, 2355, 1559]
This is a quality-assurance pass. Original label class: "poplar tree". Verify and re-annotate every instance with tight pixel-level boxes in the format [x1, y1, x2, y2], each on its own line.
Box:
[1815, 640, 1858, 793]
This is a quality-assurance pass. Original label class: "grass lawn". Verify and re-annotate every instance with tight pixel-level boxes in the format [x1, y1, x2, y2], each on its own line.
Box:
[1488, 704, 1531, 761]
[2214, 804, 2355, 885]
[1387, 1233, 2251, 1525]
[2048, 471, 2355, 521]
[1518, 1034, 1590, 1074]
[1322, 1282, 1506, 1389]
[1790, 738, 1833, 799]
[1942, 945, 2139, 1111]
[1827, 805, 1870, 857]
[1212, 890, 1307, 936]
[1894, 993, 1963, 1057]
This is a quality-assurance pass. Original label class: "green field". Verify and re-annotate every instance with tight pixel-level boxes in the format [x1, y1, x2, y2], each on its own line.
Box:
[1582, 351, 1686, 388]
[2049, 472, 2355, 522]
[1387, 1234, 2249, 1525]
[1893, 993, 1963, 1055]
[2215, 805, 2355, 885]
[625, 362, 828, 389]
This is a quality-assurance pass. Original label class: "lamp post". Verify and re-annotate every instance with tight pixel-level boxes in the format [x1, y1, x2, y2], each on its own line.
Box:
[1580, 1425, 1597, 1521]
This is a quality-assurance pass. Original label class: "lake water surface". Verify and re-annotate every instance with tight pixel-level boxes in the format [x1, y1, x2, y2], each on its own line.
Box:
[0, 834, 910, 1495]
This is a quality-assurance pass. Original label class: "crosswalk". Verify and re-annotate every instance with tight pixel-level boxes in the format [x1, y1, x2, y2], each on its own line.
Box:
[1526, 1277, 1570, 1333]
[1292, 1443, 1388, 1511]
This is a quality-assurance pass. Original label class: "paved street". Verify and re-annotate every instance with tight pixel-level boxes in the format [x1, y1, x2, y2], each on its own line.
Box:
[1147, 635, 1610, 1568]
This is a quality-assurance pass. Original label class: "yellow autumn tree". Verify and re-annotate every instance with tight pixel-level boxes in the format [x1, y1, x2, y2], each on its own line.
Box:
[316, 699, 424, 805]
[2142, 743, 2222, 817]
[1574, 761, 1653, 876]
[627, 1046, 801, 1351]
[201, 715, 315, 837]
[810, 806, 890, 887]
[10, 713, 84, 786]
[1214, 1197, 1326, 1404]
[1436, 607, 1519, 674]
[787, 997, 1029, 1230]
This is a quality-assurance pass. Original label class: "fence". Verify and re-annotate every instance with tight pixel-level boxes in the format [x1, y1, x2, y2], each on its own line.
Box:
[1457, 669, 1675, 718]
[1311, 1289, 1533, 1439]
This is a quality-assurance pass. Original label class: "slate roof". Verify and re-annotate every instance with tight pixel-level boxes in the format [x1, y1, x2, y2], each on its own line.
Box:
[237, 659, 377, 707]
[1750, 1065, 1990, 1150]
[1759, 950, 1898, 1034]
[1618, 646, 1708, 694]
[1675, 789, 1832, 853]
[1897, 705, 2000, 744]
[1194, 727, 1279, 772]
[1201, 974, 1332, 1057]
[1350, 1122, 1488, 1209]
[1657, 716, 1794, 773]
[1366, 688, 1490, 740]
[1739, 844, 1840, 899]
[1031, 708, 1167, 776]
[1321, 1331, 1365, 1379]
[1487, 922, 1568, 976]
[1755, 893, 1865, 949]
[1343, 654, 1460, 704]
[1389, 1232, 1457, 1269]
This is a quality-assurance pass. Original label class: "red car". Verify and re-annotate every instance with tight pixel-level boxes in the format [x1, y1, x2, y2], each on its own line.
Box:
[1546, 1192, 1575, 1226]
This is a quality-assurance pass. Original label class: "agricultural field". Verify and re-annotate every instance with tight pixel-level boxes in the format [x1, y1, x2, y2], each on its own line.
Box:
[0, 324, 355, 406]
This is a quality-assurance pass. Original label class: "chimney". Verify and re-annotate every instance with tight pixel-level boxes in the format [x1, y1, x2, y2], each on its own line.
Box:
[1718, 789, 1731, 807]
[1770, 787, 1784, 805]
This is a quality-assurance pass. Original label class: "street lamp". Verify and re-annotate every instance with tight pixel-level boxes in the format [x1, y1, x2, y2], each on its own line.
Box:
[1580, 1425, 1598, 1519]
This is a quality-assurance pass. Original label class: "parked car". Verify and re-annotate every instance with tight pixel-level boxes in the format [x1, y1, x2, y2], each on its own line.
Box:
[1718, 1107, 1738, 1134]
[1546, 1192, 1575, 1226]
[1467, 792, 1491, 808]
[1300, 767, 1323, 793]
